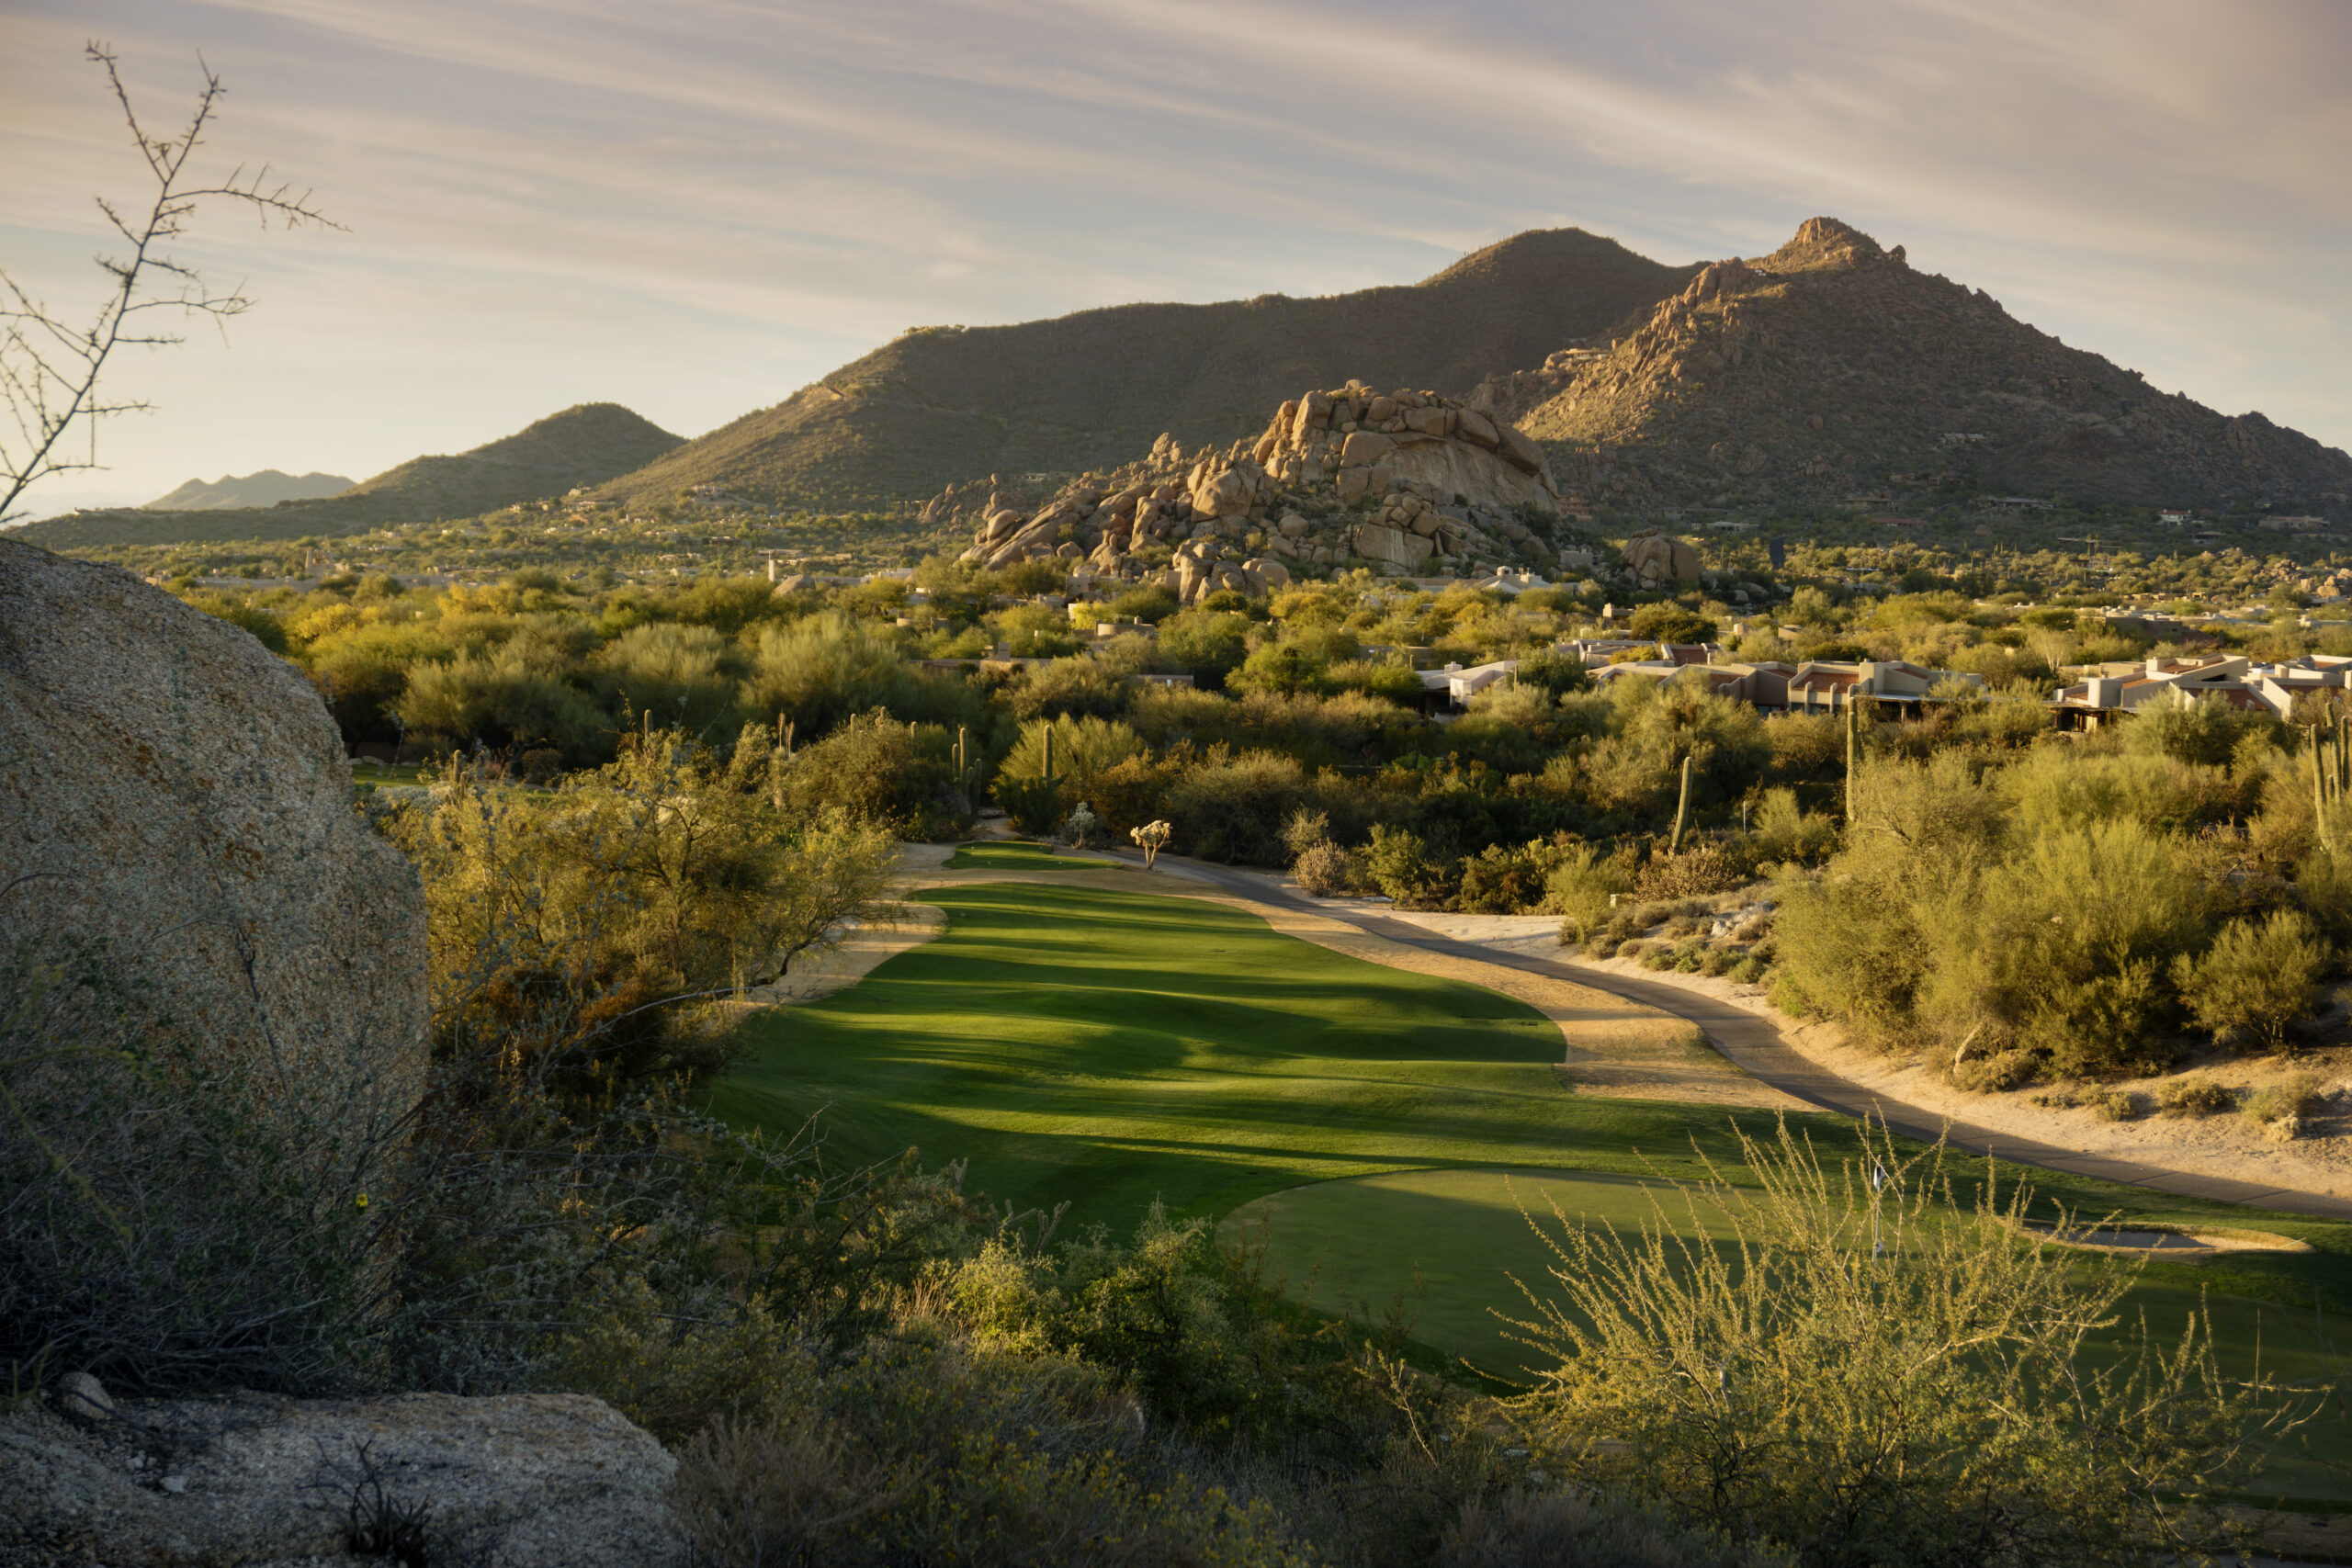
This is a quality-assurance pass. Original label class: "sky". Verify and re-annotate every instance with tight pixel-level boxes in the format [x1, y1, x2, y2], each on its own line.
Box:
[3, 0, 2347, 516]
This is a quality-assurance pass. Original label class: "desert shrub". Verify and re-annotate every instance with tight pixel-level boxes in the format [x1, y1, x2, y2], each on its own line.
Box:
[2124, 685, 2261, 769]
[1728, 954, 1767, 985]
[1642, 947, 1676, 972]
[1155, 609, 1251, 689]
[186, 592, 292, 653]
[398, 639, 607, 762]
[1000, 716, 1148, 796]
[2155, 1076, 2235, 1118]
[1080, 750, 1186, 838]
[1634, 840, 1749, 902]
[2242, 1071, 2327, 1133]
[2097, 1090, 2139, 1122]
[1438, 1486, 1781, 1568]
[1953, 1048, 2040, 1093]
[779, 710, 971, 840]
[1007, 657, 1131, 722]
[1327, 658, 1426, 703]
[398, 731, 896, 1093]
[1700, 948, 1733, 977]
[741, 611, 981, 739]
[1548, 845, 1636, 944]
[2171, 910, 2332, 1053]
[1364, 823, 1454, 908]
[1511, 644, 1592, 696]
[1616, 939, 1652, 961]
[1506, 1122, 2311, 1567]
[1455, 839, 1567, 914]
[1164, 749, 1316, 866]
[995, 773, 1067, 837]
[1293, 840, 1361, 897]
[1625, 602, 1715, 645]
[589, 620, 743, 739]
[1747, 786, 1838, 866]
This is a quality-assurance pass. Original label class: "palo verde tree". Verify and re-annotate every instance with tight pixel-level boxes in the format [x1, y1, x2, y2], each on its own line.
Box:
[1, 42, 339, 523]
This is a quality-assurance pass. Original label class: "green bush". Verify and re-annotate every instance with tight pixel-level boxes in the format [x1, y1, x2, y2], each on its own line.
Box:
[1547, 845, 1635, 943]
[2171, 910, 2332, 1053]
[2154, 1076, 2235, 1118]
[1728, 954, 1768, 986]
[995, 773, 1067, 837]
[2242, 1071, 2326, 1131]
[1507, 1122, 2312, 1567]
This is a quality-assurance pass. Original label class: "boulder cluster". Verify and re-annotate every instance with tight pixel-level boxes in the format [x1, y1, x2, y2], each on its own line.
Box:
[956, 382, 1578, 594]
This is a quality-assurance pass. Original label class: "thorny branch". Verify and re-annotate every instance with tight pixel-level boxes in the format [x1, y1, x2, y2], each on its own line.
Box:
[0, 41, 342, 524]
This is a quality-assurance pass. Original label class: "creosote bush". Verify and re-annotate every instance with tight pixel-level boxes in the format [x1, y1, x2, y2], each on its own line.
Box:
[1504, 1121, 2314, 1567]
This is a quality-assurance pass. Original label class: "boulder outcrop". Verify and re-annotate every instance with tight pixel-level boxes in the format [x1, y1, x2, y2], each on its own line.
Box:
[954, 382, 1575, 590]
[0, 1387, 680, 1566]
[1622, 532, 1702, 587]
[0, 540, 427, 1159]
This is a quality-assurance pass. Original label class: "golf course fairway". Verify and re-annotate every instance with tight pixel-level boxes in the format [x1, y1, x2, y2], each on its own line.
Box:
[712, 878, 2352, 1496]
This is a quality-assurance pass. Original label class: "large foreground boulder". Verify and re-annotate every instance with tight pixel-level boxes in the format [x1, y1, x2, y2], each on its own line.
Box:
[0, 538, 427, 1181]
[0, 1388, 682, 1566]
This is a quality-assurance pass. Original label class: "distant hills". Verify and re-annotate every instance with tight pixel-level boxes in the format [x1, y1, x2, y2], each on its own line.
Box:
[17, 220, 2350, 557]
[1493, 218, 2352, 510]
[16, 403, 683, 550]
[593, 229, 1701, 513]
[145, 470, 353, 510]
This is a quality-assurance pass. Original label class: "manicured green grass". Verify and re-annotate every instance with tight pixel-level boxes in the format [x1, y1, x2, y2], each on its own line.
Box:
[1227, 1167, 2352, 1498]
[713, 880, 2352, 1493]
[943, 840, 1118, 871]
[712, 882, 1832, 1224]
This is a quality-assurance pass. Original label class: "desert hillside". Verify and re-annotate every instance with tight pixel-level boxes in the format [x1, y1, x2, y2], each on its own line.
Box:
[144, 469, 353, 510]
[594, 229, 1701, 513]
[18, 402, 682, 549]
[1491, 217, 2352, 510]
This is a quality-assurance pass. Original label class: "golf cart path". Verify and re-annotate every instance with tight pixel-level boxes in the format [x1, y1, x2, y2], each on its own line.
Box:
[1127, 850, 2352, 1223]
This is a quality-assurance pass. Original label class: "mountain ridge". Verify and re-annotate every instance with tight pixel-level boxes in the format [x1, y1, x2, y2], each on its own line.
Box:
[14, 403, 684, 550]
[1487, 217, 2352, 511]
[592, 228, 1702, 512]
[145, 470, 354, 511]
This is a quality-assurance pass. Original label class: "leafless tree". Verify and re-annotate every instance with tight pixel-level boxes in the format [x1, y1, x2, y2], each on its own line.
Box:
[0, 42, 342, 525]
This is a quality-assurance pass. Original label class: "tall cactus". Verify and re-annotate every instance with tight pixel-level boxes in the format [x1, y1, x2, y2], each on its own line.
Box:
[1669, 752, 1693, 855]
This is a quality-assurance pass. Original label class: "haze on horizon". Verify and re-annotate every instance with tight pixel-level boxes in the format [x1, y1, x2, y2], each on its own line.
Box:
[2, 0, 2346, 516]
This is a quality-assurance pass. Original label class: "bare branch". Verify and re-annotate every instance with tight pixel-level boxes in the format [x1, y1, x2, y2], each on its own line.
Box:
[0, 41, 343, 525]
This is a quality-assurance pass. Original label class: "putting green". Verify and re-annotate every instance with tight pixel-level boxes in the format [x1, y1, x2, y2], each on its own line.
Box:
[1223, 1168, 1736, 1380]
[943, 841, 1117, 871]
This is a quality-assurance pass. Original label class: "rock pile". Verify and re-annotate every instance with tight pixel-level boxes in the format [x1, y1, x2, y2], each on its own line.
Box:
[956, 382, 1577, 592]
[1622, 533, 1702, 587]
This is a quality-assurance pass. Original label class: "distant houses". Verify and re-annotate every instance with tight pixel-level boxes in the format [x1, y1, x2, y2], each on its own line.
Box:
[2052, 652, 2352, 722]
[1426, 644, 1985, 712]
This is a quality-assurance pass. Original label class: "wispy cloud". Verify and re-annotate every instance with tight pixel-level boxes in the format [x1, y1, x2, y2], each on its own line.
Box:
[1, 0, 2344, 503]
